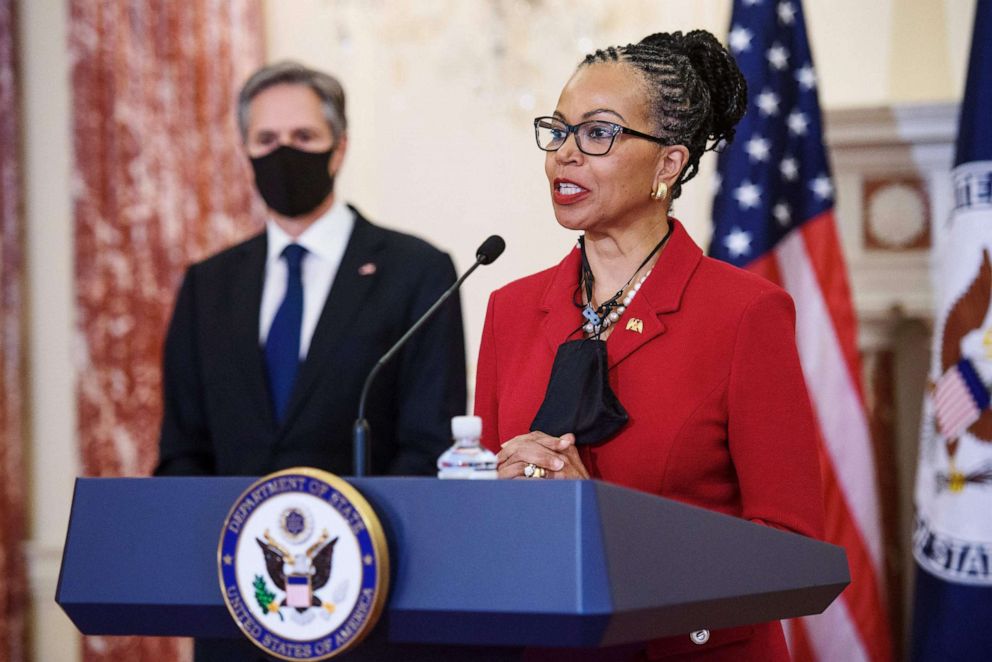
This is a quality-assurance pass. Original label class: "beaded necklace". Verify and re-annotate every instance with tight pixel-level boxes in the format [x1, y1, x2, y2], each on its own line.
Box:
[575, 221, 674, 338]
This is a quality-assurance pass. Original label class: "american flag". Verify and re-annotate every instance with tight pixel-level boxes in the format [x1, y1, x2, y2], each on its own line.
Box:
[933, 359, 989, 440]
[711, 2, 893, 661]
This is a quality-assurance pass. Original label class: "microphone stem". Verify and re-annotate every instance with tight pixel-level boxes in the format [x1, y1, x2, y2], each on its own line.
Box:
[353, 256, 482, 476]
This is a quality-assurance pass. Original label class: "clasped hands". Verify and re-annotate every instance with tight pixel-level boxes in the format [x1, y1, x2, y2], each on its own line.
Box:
[496, 431, 590, 480]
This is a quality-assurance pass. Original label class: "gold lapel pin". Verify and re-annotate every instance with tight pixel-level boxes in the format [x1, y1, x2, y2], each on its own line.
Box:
[625, 318, 644, 334]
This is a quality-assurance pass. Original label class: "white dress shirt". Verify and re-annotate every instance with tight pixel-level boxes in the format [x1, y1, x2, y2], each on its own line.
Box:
[259, 200, 355, 360]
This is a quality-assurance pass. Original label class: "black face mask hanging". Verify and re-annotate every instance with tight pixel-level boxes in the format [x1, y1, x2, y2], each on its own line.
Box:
[530, 338, 629, 445]
[529, 224, 673, 446]
[250, 144, 335, 218]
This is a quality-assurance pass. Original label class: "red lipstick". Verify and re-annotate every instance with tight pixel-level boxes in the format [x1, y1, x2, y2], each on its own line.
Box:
[552, 178, 590, 205]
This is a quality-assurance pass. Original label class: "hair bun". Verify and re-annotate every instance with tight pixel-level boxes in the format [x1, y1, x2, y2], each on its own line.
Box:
[636, 30, 746, 149]
[680, 30, 748, 147]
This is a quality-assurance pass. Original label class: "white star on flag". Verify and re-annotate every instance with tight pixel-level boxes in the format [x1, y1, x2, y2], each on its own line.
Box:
[810, 174, 834, 200]
[745, 135, 771, 162]
[734, 180, 762, 210]
[780, 156, 799, 180]
[756, 89, 780, 116]
[796, 64, 816, 90]
[773, 202, 792, 226]
[743, 0, 763, 6]
[728, 25, 753, 54]
[723, 227, 753, 257]
[787, 110, 809, 136]
[767, 43, 789, 70]
[777, 1, 797, 25]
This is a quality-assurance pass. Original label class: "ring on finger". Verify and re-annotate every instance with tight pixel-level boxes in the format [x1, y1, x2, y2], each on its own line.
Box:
[523, 463, 547, 479]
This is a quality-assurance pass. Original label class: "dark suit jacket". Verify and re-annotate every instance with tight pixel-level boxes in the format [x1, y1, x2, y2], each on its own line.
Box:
[475, 220, 824, 661]
[155, 206, 466, 479]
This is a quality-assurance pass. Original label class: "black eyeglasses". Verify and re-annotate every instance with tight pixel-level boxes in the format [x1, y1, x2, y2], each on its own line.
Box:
[533, 116, 668, 156]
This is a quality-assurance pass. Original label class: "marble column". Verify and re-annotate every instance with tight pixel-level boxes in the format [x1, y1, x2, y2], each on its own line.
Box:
[68, 1, 264, 659]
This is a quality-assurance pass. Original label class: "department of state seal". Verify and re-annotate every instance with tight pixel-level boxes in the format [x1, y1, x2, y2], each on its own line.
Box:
[218, 468, 389, 660]
[914, 161, 992, 586]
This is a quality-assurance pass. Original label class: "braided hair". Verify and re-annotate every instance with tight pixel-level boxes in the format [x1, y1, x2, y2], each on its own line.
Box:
[582, 31, 747, 200]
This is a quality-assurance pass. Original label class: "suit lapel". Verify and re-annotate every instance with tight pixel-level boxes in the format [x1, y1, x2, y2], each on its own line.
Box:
[279, 212, 382, 432]
[605, 297, 668, 368]
[228, 234, 274, 428]
[539, 247, 587, 352]
[606, 220, 703, 369]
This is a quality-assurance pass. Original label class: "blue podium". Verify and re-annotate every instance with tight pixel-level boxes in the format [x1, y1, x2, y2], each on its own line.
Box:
[57, 477, 848, 655]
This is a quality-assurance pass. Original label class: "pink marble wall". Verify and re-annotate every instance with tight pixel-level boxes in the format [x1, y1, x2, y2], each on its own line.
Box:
[69, 1, 264, 659]
[0, 1, 27, 660]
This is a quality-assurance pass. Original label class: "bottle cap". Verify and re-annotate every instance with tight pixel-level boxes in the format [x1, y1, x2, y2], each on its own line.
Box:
[451, 415, 482, 439]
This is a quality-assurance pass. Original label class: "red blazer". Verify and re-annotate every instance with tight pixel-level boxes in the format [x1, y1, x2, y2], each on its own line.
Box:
[474, 220, 824, 661]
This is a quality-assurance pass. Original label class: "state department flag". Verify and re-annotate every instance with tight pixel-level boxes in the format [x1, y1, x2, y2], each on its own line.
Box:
[711, 1, 892, 661]
[912, 1, 992, 660]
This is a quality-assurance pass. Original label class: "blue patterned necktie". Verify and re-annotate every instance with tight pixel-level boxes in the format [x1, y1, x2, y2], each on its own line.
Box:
[265, 243, 307, 423]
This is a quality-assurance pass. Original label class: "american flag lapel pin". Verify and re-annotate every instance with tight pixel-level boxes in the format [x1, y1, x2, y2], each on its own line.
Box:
[358, 262, 377, 276]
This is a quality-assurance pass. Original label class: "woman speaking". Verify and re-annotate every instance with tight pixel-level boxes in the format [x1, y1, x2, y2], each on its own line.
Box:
[474, 31, 824, 660]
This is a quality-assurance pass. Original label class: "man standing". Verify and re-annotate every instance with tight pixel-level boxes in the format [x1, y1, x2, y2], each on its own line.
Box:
[154, 61, 466, 660]
[155, 61, 465, 480]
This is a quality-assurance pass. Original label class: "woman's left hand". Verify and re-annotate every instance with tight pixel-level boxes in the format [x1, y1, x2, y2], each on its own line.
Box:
[496, 432, 589, 479]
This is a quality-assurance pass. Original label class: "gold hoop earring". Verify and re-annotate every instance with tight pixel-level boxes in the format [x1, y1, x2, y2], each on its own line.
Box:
[650, 181, 668, 201]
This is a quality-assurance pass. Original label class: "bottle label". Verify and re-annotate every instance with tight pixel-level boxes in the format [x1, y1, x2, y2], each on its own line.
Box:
[437, 468, 498, 480]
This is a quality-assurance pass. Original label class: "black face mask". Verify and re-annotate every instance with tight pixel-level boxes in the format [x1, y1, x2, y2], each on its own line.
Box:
[530, 339, 629, 445]
[250, 145, 335, 218]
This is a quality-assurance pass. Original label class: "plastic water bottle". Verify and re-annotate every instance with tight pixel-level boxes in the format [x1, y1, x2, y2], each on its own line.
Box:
[437, 415, 498, 479]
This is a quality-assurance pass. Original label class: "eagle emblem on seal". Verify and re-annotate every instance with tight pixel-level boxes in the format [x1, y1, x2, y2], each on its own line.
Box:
[255, 529, 339, 622]
[931, 249, 992, 492]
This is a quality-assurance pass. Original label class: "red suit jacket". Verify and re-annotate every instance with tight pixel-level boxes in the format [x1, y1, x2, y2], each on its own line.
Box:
[474, 220, 824, 661]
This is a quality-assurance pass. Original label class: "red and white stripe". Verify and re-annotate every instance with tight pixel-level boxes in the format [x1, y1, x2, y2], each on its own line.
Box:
[746, 211, 893, 662]
[933, 366, 981, 438]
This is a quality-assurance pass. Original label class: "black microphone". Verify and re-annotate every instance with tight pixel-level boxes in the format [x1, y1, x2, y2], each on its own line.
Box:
[475, 234, 505, 265]
[352, 235, 505, 476]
